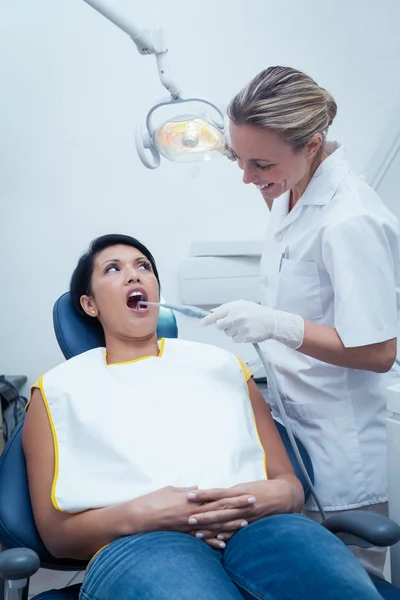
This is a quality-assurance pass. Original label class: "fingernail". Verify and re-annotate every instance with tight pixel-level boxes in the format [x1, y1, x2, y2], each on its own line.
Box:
[241, 520, 248, 527]
[217, 534, 224, 540]
[196, 532, 204, 539]
[188, 517, 197, 525]
[248, 496, 256, 504]
[219, 542, 226, 549]
[187, 492, 196, 499]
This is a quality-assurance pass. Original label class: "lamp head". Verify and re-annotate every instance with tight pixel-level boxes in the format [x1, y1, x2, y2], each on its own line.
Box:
[135, 98, 233, 169]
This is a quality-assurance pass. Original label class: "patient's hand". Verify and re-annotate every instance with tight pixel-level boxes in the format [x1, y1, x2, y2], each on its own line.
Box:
[188, 529, 235, 549]
[129, 484, 258, 548]
[186, 479, 299, 533]
[184, 485, 261, 548]
[131, 485, 202, 534]
[129, 485, 248, 536]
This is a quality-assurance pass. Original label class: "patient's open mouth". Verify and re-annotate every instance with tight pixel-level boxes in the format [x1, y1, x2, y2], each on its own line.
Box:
[126, 289, 148, 312]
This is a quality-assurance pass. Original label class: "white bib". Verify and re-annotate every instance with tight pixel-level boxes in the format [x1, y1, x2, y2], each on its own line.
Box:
[40, 338, 267, 513]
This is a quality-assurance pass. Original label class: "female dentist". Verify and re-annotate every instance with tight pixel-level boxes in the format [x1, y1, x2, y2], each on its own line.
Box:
[202, 66, 400, 576]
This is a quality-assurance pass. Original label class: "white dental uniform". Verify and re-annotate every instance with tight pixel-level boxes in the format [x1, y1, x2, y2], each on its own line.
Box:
[260, 141, 400, 512]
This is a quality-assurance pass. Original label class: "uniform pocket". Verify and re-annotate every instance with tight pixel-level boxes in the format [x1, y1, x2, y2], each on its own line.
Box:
[276, 258, 323, 320]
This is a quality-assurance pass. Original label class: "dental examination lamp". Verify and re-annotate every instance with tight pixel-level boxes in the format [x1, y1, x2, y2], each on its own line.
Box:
[82, 0, 231, 169]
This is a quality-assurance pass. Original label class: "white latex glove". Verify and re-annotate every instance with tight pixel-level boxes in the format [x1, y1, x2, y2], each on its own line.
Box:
[201, 300, 305, 348]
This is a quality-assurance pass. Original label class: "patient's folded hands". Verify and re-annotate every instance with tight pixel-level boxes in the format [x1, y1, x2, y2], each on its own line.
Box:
[128, 480, 299, 551]
[185, 479, 300, 547]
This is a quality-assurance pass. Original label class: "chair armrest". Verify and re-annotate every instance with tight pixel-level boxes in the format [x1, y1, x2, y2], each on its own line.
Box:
[321, 510, 400, 547]
[0, 548, 40, 580]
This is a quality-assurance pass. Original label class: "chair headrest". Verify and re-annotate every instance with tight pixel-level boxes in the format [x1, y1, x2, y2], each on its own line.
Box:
[53, 292, 178, 360]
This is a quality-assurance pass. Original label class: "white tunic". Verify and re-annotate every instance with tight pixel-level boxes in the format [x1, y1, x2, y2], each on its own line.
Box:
[39, 338, 267, 513]
[260, 141, 400, 511]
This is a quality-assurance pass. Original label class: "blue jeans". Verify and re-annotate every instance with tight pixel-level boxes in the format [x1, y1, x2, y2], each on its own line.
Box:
[79, 514, 383, 600]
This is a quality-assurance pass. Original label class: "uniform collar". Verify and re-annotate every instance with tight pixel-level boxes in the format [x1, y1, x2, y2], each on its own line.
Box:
[270, 141, 350, 232]
[301, 141, 350, 206]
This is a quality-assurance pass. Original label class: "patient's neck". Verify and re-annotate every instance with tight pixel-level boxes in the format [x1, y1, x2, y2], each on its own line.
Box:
[105, 333, 160, 365]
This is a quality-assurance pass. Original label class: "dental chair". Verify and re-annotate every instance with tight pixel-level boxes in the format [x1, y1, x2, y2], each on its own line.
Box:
[0, 294, 400, 600]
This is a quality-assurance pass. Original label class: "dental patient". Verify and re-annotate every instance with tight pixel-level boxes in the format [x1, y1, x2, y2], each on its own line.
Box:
[23, 234, 383, 600]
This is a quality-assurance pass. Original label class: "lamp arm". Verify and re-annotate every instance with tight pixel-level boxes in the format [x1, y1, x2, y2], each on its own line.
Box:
[82, 0, 181, 98]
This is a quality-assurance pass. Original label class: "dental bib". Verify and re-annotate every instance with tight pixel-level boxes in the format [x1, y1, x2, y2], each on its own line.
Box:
[37, 338, 267, 513]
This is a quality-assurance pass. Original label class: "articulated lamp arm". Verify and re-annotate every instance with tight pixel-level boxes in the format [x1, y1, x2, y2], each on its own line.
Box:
[82, 0, 180, 99]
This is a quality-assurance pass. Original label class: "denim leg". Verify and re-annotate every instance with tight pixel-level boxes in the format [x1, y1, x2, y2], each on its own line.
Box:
[222, 514, 384, 600]
[79, 531, 244, 600]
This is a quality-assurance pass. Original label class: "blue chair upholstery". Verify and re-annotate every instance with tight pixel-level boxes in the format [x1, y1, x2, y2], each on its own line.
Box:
[0, 291, 399, 599]
[0, 420, 86, 572]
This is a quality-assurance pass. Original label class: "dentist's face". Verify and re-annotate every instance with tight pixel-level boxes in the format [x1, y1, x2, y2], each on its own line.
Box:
[229, 122, 318, 208]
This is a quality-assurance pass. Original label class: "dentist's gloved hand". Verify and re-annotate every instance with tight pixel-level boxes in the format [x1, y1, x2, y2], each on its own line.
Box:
[201, 300, 304, 348]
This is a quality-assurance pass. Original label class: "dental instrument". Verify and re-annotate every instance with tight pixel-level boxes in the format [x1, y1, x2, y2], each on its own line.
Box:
[141, 300, 210, 320]
[81, 0, 232, 169]
[139, 300, 326, 520]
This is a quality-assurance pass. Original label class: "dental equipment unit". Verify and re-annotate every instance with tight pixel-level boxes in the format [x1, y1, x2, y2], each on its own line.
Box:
[82, 0, 232, 169]
[140, 300, 326, 520]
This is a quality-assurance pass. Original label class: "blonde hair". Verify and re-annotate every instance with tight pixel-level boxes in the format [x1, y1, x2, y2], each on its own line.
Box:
[228, 66, 337, 150]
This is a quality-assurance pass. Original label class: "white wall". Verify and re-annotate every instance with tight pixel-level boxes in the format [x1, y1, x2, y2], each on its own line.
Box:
[1, 0, 400, 388]
[373, 148, 400, 220]
[364, 95, 400, 221]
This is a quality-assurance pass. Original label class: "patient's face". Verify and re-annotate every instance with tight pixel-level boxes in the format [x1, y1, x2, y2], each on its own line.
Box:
[81, 244, 160, 341]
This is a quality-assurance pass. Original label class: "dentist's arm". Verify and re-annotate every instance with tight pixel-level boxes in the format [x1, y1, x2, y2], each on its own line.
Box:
[301, 321, 396, 374]
[202, 302, 396, 374]
[203, 214, 399, 374]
